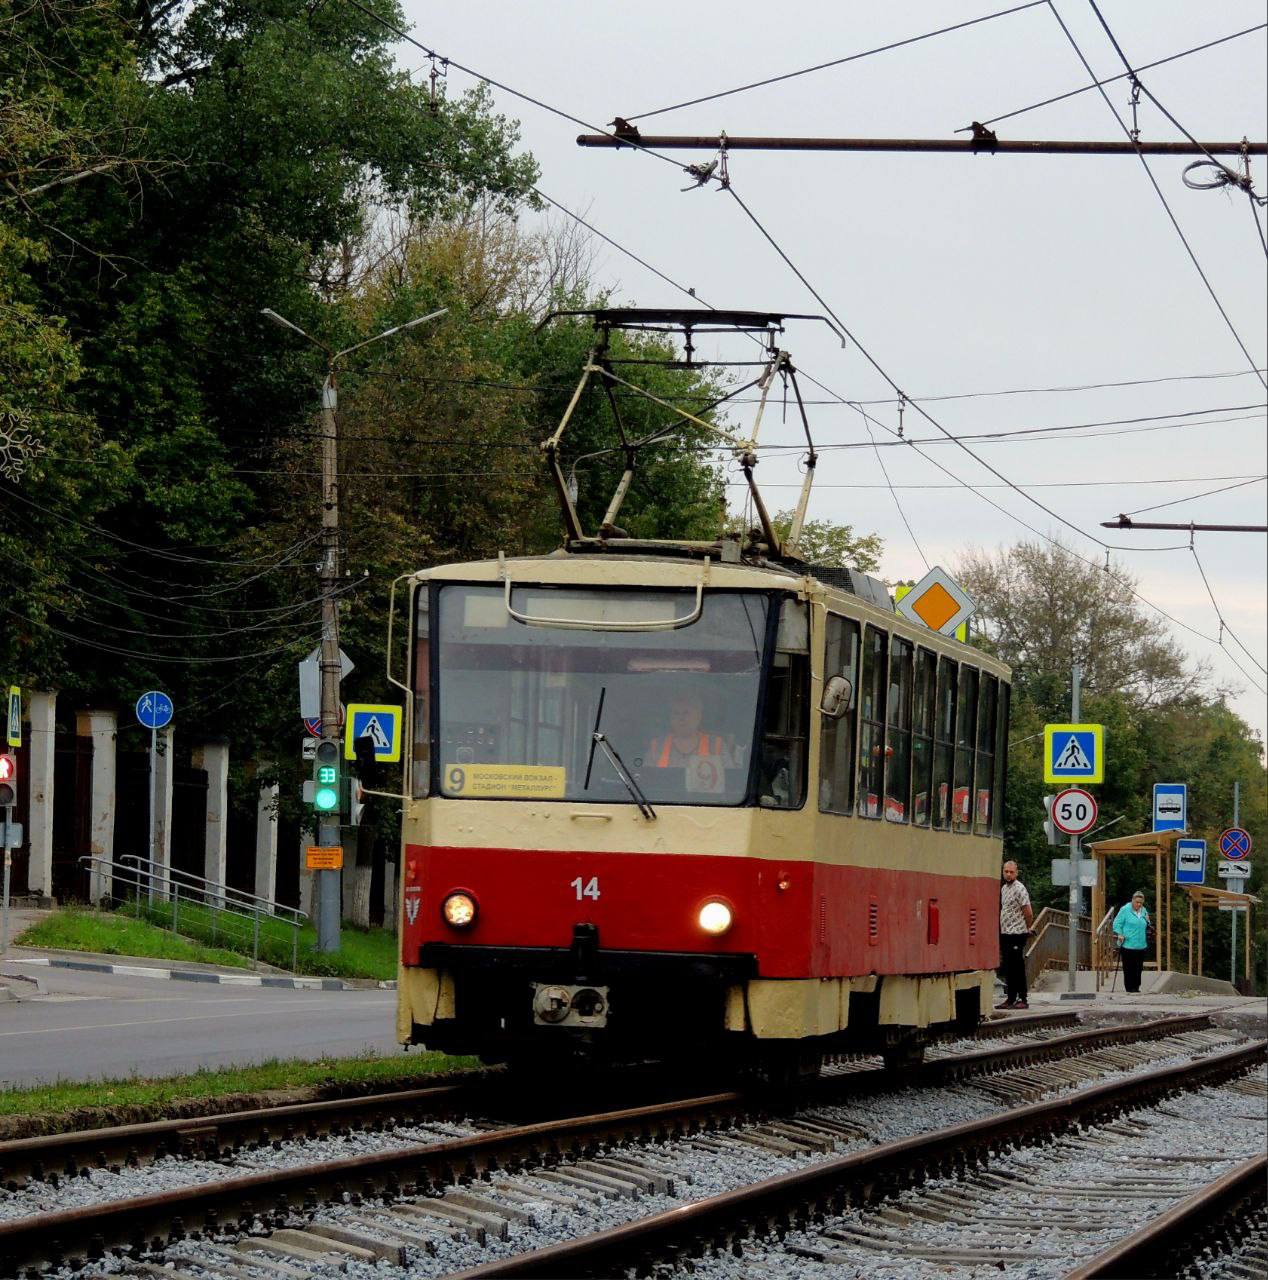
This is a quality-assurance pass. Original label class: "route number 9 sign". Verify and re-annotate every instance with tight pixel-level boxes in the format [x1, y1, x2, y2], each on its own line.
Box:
[1051, 787, 1099, 837]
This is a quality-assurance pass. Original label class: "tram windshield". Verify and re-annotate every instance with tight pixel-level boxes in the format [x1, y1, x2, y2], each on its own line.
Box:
[428, 584, 770, 806]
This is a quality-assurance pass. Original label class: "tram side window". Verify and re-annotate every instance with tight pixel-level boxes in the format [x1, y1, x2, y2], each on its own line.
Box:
[953, 666, 979, 831]
[933, 657, 956, 829]
[910, 648, 936, 827]
[993, 682, 1010, 837]
[974, 675, 998, 835]
[885, 637, 913, 823]
[857, 626, 887, 819]
[758, 599, 810, 809]
[818, 613, 860, 816]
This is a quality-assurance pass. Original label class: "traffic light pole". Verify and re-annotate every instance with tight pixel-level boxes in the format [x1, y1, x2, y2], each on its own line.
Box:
[1, 810, 10, 955]
[316, 367, 342, 954]
[1067, 661, 1082, 994]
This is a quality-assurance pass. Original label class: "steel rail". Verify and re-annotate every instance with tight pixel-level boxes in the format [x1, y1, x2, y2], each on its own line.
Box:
[1064, 1152, 1268, 1279]
[0, 1009, 1077, 1187]
[577, 133, 1268, 156]
[451, 1038, 1267, 1278]
[0, 1014, 1215, 1273]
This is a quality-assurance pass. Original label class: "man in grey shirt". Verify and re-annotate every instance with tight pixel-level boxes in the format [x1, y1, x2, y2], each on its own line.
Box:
[998, 860, 1034, 1010]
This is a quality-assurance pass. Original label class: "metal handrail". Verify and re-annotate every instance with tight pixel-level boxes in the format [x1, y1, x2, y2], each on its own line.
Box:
[79, 855, 306, 972]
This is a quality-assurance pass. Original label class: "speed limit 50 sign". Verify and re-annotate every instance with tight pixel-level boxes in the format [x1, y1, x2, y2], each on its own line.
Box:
[1051, 787, 1099, 836]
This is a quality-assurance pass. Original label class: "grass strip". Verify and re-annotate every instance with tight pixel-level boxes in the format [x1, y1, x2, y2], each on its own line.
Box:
[16, 905, 400, 980]
[0, 1050, 479, 1125]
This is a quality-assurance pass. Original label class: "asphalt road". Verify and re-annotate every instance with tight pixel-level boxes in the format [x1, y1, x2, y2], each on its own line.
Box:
[0, 965, 400, 1087]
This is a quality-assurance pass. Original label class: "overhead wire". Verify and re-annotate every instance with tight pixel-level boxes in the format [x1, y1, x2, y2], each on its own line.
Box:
[1042, 0, 1266, 391]
[1122, 475, 1267, 517]
[621, 1, 1047, 122]
[856, 406, 929, 571]
[965, 22, 1266, 132]
[1188, 541, 1268, 685]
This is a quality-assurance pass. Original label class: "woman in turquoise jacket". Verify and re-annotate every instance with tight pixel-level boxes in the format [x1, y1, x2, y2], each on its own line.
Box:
[1113, 891, 1151, 993]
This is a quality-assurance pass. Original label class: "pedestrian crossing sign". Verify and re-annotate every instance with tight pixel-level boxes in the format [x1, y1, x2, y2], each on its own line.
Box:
[1043, 723, 1104, 784]
[344, 703, 403, 763]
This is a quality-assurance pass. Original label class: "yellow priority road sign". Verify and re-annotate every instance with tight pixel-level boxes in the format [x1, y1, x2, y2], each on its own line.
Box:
[893, 567, 975, 640]
[1043, 723, 1104, 784]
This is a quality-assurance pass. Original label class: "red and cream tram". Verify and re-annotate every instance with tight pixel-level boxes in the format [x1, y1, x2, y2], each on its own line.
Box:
[393, 310, 1009, 1074]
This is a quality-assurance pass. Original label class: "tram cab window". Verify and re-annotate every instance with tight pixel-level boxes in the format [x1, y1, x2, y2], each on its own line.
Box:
[758, 599, 810, 810]
[910, 648, 936, 827]
[885, 637, 913, 823]
[974, 675, 998, 834]
[411, 588, 431, 799]
[932, 656, 957, 829]
[993, 683, 1010, 836]
[953, 666, 979, 831]
[818, 613, 860, 816]
[431, 584, 769, 807]
[857, 626, 888, 819]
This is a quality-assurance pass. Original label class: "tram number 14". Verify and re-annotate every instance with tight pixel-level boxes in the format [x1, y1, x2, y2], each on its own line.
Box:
[571, 876, 601, 901]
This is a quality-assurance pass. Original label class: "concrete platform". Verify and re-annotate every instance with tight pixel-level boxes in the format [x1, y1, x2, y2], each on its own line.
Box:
[1034, 968, 1239, 997]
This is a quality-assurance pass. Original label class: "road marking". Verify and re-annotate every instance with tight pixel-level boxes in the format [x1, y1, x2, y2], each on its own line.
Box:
[0, 999, 390, 1039]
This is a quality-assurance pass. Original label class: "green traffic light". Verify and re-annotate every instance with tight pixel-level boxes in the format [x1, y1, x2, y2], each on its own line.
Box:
[314, 786, 339, 811]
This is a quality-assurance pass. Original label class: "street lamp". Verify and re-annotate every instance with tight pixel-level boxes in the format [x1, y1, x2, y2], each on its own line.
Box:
[262, 304, 447, 952]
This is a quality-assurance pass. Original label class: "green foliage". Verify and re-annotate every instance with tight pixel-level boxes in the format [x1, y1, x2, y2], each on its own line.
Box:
[771, 510, 883, 571]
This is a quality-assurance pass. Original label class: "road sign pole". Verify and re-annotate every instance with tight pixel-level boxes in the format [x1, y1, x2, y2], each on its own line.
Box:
[1228, 780, 1240, 986]
[1067, 661, 1081, 993]
[1, 808, 11, 956]
[147, 724, 157, 907]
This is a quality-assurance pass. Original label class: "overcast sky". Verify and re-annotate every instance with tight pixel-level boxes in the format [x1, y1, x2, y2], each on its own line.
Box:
[400, 0, 1267, 742]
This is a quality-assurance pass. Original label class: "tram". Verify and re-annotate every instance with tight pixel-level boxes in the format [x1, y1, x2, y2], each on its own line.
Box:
[392, 310, 1009, 1074]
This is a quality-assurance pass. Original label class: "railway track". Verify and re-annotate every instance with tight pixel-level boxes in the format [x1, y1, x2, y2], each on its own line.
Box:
[0, 1012, 1244, 1276]
[0, 1008, 1076, 1189]
[450, 1040, 1266, 1279]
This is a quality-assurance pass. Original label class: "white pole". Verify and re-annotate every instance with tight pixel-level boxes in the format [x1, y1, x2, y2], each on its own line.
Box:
[1067, 661, 1081, 993]
[1229, 780, 1240, 986]
[1, 810, 11, 954]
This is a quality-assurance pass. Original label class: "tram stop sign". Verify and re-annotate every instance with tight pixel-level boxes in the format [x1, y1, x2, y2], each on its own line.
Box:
[1218, 827, 1252, 861]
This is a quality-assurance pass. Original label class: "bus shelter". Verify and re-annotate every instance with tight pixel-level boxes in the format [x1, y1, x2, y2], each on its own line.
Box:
[1183, 885, 1258, 985]
[1088, 829, 1183, 986]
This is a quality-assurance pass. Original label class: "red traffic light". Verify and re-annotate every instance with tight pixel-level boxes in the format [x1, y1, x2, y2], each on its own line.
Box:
[0, 753, 15, 807]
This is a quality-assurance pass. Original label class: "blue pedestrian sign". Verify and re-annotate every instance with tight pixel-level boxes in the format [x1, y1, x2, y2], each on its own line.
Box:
[1043, 723, 1104, 784]
[344, 703, 402, 763]
[1152, 782, 1187, 833]
[136, 690, 173, 731]
[1174, 838, 1206, 885]
[1219, 827, 1251, 860]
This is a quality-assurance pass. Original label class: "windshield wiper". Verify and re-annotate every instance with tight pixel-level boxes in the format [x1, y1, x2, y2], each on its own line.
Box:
[591, 731, 657, 821]
[584, 685, 655, 819]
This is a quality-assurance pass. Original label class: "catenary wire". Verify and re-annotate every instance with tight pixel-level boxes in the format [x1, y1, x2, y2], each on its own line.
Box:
[965, 23, 1266, 131]
[1123, 475, 1267, 516]
[1188, 541, 1268, 679]
[1043, 0, 1266, 391]
[622, 2, 1046, 122]
[856, 406, 930, 570]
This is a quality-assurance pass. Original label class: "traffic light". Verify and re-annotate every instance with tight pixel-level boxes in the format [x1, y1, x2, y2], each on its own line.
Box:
[311, 740, 341, 815]
[1042, 795, 1061, 846]
[0, 753, 15, 808]
[350, 733, 376, 826]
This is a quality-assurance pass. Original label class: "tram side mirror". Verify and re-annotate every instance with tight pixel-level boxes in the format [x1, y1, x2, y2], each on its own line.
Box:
[820, 675, 853, 719]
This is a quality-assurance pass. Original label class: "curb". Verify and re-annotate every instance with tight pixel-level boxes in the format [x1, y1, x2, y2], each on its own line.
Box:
[6, 956, 397, 991]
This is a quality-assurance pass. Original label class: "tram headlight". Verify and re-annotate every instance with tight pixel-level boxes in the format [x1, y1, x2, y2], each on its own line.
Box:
[698, 899, 733, 936]
[442, 891, 478, 929]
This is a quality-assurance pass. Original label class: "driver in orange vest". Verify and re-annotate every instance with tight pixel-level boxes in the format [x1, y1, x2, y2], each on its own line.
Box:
[647, 693, 725, 768]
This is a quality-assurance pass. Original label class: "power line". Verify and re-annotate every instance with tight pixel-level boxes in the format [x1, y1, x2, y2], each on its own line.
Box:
[967, 23, 1266, 132]
[1123, 475, 1267, 517]
[856, 406, 929, 571]
[1043, 0, 1266, 391]
[622, 2, 1047, 122]
[1189, 542, 1268, 682]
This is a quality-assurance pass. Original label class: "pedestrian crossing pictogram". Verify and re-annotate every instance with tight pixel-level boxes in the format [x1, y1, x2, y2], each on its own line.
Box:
[344, 703, 403, 762]
[1043, 722, 1104, 784]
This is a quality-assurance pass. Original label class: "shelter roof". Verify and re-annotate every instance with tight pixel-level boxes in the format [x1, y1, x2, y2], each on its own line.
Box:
[1088, 829, 1187, 855]
[1182, 885, 1260, 907]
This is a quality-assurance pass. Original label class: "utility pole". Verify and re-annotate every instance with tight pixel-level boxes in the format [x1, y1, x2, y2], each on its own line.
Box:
[1067, 660, 1082, 995]
[263, 306, 447, 953]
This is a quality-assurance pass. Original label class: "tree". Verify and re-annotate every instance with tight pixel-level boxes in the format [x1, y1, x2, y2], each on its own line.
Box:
[956, 540, 1209, 715]
[771, 511, 883, 572]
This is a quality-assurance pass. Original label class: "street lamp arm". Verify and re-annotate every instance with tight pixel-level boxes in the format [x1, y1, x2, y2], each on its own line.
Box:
[334, 307, 448, 361]
[260, 308, 328, 354]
